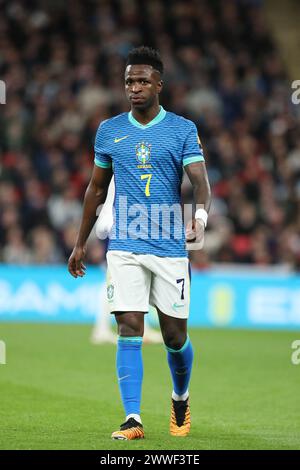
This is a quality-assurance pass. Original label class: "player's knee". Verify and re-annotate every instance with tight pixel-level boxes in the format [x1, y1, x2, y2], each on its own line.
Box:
[118, 323, 143, 337]
[115, 312, 144, 337]
[163, 331, 187, 351]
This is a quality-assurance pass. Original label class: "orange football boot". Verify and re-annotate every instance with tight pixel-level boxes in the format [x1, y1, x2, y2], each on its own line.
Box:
[111, 418, 145, 440]
[170, 398, 191, 437]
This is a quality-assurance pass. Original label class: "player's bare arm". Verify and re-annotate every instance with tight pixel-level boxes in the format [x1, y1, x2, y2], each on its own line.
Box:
[68, 165, 113, 278]
[185, 161, 211, 246]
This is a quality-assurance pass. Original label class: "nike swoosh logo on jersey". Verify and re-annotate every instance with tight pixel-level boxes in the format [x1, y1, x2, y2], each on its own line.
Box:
[114, 135, 129, 143]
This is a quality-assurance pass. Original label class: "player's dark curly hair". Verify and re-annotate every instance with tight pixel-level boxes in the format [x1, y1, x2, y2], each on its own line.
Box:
[126, 46, 164, 75]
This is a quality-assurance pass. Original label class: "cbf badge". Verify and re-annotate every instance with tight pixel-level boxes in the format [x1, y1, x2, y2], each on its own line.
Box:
[107, 284, 114, 302]
[136, 142, 152, 169]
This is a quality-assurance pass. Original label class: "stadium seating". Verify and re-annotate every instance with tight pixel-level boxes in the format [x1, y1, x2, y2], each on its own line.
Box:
[0, 0, 299, 270]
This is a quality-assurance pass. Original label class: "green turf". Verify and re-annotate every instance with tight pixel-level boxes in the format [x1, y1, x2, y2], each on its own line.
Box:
[0, 323, 299, 450]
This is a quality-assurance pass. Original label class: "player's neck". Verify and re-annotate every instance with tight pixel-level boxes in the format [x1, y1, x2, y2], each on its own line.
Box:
[130, 103, 161, 125]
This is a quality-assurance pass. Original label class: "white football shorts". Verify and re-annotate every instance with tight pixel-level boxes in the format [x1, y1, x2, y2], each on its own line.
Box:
[106, 250, 190, 319]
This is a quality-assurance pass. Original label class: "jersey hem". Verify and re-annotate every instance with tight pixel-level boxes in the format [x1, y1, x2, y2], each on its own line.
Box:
[107, 246, 188, 258]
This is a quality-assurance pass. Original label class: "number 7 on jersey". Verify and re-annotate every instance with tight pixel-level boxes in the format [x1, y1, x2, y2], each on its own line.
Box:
[141, 174, 152, 197]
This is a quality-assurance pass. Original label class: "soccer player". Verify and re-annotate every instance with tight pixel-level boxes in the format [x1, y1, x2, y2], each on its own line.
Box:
[91, 176, 163, 345]
[68, 46, 211, 440]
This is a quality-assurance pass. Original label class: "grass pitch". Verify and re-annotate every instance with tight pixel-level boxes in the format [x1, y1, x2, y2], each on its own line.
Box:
[0, 323, 299, 450]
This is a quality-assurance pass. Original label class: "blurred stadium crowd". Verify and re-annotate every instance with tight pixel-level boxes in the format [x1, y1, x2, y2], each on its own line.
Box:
[0, 0, 299, 269]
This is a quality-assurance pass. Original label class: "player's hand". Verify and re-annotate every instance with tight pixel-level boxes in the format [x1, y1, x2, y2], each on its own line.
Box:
[185, 218, 205, 251]
[68, 246, 87, 278]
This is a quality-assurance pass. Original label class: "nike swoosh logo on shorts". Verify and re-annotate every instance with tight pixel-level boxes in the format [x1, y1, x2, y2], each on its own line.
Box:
[172, 303, 185, 310]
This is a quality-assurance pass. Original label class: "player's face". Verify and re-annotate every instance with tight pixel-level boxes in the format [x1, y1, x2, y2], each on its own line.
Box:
[125, 64, 163, 110]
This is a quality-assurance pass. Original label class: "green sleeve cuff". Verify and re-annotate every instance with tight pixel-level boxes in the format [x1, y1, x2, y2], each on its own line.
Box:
[94, 159, 112, 169]
[183, 155, 205, 167]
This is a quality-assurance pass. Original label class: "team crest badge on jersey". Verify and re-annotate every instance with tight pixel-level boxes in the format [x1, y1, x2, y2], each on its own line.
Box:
[136, 142, 152, 169]
[107, 284, 114, 302]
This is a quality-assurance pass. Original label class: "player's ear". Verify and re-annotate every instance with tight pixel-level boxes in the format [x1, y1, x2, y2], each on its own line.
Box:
[157, 79, 163, 94]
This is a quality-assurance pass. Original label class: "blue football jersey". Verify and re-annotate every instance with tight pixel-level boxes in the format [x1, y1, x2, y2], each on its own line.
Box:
[94, 106, 204, 257]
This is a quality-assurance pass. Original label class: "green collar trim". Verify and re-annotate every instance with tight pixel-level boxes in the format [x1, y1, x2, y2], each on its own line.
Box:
[128, 106, 166, 129]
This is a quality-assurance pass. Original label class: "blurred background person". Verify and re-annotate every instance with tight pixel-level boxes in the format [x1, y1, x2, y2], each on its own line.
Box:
[0, 0, 298, 271]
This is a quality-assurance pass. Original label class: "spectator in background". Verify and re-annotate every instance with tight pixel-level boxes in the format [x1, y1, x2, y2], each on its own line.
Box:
[0, 0, 299, 270]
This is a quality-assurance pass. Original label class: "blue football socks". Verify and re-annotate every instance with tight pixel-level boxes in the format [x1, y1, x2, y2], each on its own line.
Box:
[166, 336, 194, 398]
[116, 336, 143, 418]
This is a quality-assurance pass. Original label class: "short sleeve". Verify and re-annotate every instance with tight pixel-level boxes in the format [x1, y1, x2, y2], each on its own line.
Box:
[182, 122, 205, 167]
[94, 121, 112, 169]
